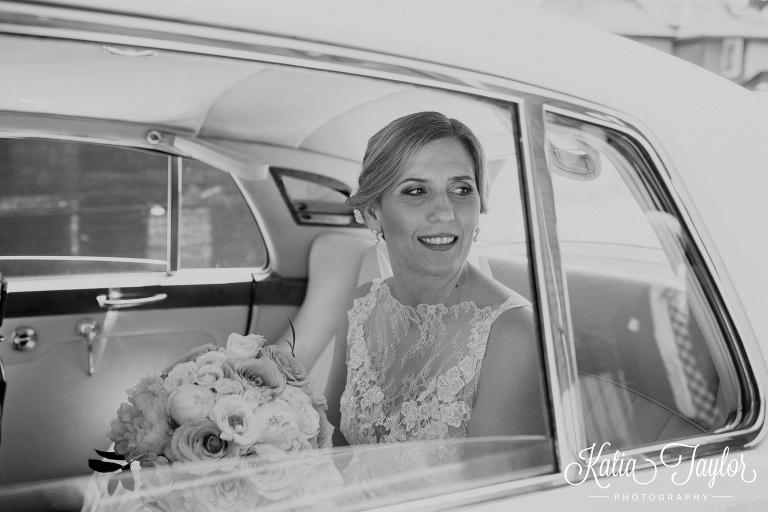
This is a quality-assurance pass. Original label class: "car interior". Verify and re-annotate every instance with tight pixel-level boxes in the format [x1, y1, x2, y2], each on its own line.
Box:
[0, 32, 742, 496]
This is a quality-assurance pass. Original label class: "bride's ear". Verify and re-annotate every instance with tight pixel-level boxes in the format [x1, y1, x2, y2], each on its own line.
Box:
[363, 204, 382, 233]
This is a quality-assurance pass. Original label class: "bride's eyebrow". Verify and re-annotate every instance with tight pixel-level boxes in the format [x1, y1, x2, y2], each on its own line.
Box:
[396, 175, 475, 187]
[396, 178, 429, 187]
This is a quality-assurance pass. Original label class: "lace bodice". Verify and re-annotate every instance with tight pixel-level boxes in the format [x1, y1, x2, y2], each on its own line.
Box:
[339, 279, 530, 466]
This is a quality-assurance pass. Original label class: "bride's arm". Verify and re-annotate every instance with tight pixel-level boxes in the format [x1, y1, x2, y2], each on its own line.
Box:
[324, 287, 365, 448]
[466, 306, 546, 451]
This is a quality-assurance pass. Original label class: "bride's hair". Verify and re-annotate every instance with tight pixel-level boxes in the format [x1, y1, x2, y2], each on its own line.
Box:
[346, 111, 488, 213]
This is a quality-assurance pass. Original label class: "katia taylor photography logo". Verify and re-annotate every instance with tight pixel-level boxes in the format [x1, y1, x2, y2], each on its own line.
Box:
[565, 442, 757, 490]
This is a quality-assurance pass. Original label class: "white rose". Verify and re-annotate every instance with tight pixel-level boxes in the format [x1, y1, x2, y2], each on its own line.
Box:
[210, 395, 263, 447]
[279, 386, 319, 440]
[169, 384, 216, 425]
[251, 399, 302, 451]
[242, 452, 297, 501]
[213, 378, 245, 399]
[225, 333, 266, 359]
[195, 363, 225, 387]
[295, 452, 344, 499]
[164, 361, 198, 391]
[195, 350, 229, 368]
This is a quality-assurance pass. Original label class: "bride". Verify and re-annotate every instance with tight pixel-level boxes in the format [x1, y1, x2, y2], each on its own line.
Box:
[324, 111, 546, 471]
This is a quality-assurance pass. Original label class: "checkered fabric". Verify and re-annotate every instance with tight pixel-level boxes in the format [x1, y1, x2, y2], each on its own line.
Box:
[661, 287, 716, 427]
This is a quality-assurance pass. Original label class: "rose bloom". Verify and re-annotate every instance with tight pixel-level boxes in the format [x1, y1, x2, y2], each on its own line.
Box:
[163, 361, 198, 391]
[242, 451, 296, 501]
[225, 333, 266, 359]
[161, 343, 218, 377]
[138, 455, 174, 497]
[109, 375, 172, 461]
[169, 384, 216, 425]
[295, 451, 344, 499]
[243, 387, 270, 408]
[212, 377, 245, 399]
[191, 474, 260, 512]
[279, 386, 319, 440]
[252, 398, 302, 451]
[195, 350, 229, 368]
[164, 419, 240, 468]
[210, 395, 263, 447]
[259, 345, 308, 387]
[195, 363, 225, 387]
[230, 358, 286, 396]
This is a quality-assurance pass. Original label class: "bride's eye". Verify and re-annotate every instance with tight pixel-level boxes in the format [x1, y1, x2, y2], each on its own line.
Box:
[450, 184, 475, 196]
[403, 187, 427, 197]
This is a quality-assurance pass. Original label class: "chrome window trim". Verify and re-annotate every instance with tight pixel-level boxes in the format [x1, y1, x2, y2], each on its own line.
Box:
[0, 2, 763, 502]
[169, 156, 181, 273]
[541, 103, 765, 460]
[517, 98, 584, 474]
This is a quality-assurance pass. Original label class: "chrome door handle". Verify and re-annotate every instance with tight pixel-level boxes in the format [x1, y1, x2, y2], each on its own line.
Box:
[11, 327, 36, 352]
[77, 319, 99, 376]
[96, 293, 168, 309]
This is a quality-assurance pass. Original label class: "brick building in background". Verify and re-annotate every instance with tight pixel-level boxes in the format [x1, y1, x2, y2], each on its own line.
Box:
[540, 0, 768, 91]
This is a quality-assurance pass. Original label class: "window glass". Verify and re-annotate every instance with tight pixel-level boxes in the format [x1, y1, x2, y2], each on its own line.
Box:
[545, 112, 742, 450]
[0, 139, 168, 277]
[180, 159, 267, 269]
[271, 168, 357, 227]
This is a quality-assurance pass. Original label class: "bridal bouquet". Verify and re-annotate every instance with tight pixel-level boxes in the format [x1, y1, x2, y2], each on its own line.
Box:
[87, 333, 341, 511]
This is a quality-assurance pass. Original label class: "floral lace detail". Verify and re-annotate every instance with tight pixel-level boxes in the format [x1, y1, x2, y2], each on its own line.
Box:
[340, 279, 530, 466]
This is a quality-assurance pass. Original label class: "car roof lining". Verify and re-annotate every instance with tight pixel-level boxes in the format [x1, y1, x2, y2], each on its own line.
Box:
[0, 33, 517, 185]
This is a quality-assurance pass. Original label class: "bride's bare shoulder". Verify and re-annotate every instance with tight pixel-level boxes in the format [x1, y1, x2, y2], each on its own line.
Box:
[465, 264, 522, 309]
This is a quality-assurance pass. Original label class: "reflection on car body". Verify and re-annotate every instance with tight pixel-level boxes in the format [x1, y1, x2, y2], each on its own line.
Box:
[0, 0, 768, 510]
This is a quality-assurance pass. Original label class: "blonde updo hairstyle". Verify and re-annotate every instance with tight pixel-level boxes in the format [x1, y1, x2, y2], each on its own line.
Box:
[346, 111, 488, 217]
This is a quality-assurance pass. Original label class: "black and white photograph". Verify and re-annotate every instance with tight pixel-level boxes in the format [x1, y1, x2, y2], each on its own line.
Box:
[1, 1, 768, 510]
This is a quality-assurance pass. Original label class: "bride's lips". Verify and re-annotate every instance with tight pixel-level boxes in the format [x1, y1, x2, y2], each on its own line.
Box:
[417, 234, 459, 251]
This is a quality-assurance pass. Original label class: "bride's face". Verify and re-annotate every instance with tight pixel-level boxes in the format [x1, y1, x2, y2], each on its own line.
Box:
[367, 137, 480, 278]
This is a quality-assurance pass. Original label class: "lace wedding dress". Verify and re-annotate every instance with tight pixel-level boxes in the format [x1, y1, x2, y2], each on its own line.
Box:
[339, 278, 530, 496]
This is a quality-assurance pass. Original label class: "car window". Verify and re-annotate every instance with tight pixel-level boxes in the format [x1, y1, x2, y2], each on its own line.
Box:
[0, 139, 168, 277]
[271, 167, 357, 227]
[180, 159, 267, 269]
[544, 111, 742, 450]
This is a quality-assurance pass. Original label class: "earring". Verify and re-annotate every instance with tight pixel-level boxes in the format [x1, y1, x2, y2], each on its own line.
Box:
[372, 230, 380, 244]
[473, 228, 479, 242]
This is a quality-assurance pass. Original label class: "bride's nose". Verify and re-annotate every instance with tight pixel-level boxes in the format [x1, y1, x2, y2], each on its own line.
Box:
[427, 192, 455, 223]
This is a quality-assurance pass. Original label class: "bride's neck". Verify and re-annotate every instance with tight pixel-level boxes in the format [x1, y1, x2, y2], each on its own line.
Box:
[387, 262, 470, 307]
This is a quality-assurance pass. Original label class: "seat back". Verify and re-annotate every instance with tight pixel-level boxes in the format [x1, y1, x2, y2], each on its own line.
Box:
[278, 232, 373, 375]
[304, 239, 385, 393]
[579, 372, 706, 447]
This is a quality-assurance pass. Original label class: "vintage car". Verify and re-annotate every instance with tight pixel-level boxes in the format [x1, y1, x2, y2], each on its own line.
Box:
[1, 0, 768, 510]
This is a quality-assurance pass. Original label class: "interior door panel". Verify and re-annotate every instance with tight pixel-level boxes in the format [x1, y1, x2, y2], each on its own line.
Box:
[0, 276, 307, 485]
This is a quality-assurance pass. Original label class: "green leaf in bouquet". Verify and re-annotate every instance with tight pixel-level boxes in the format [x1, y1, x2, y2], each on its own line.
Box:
[107, 473, 120, 496]
[88, 459, 124, 473]
[120, 467, 135, 491]
[94, 448, 126, 461]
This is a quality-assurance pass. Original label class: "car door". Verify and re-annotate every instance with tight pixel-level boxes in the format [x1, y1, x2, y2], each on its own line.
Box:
[0, 136, 284, 485]
[503, 102, 766, 508]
